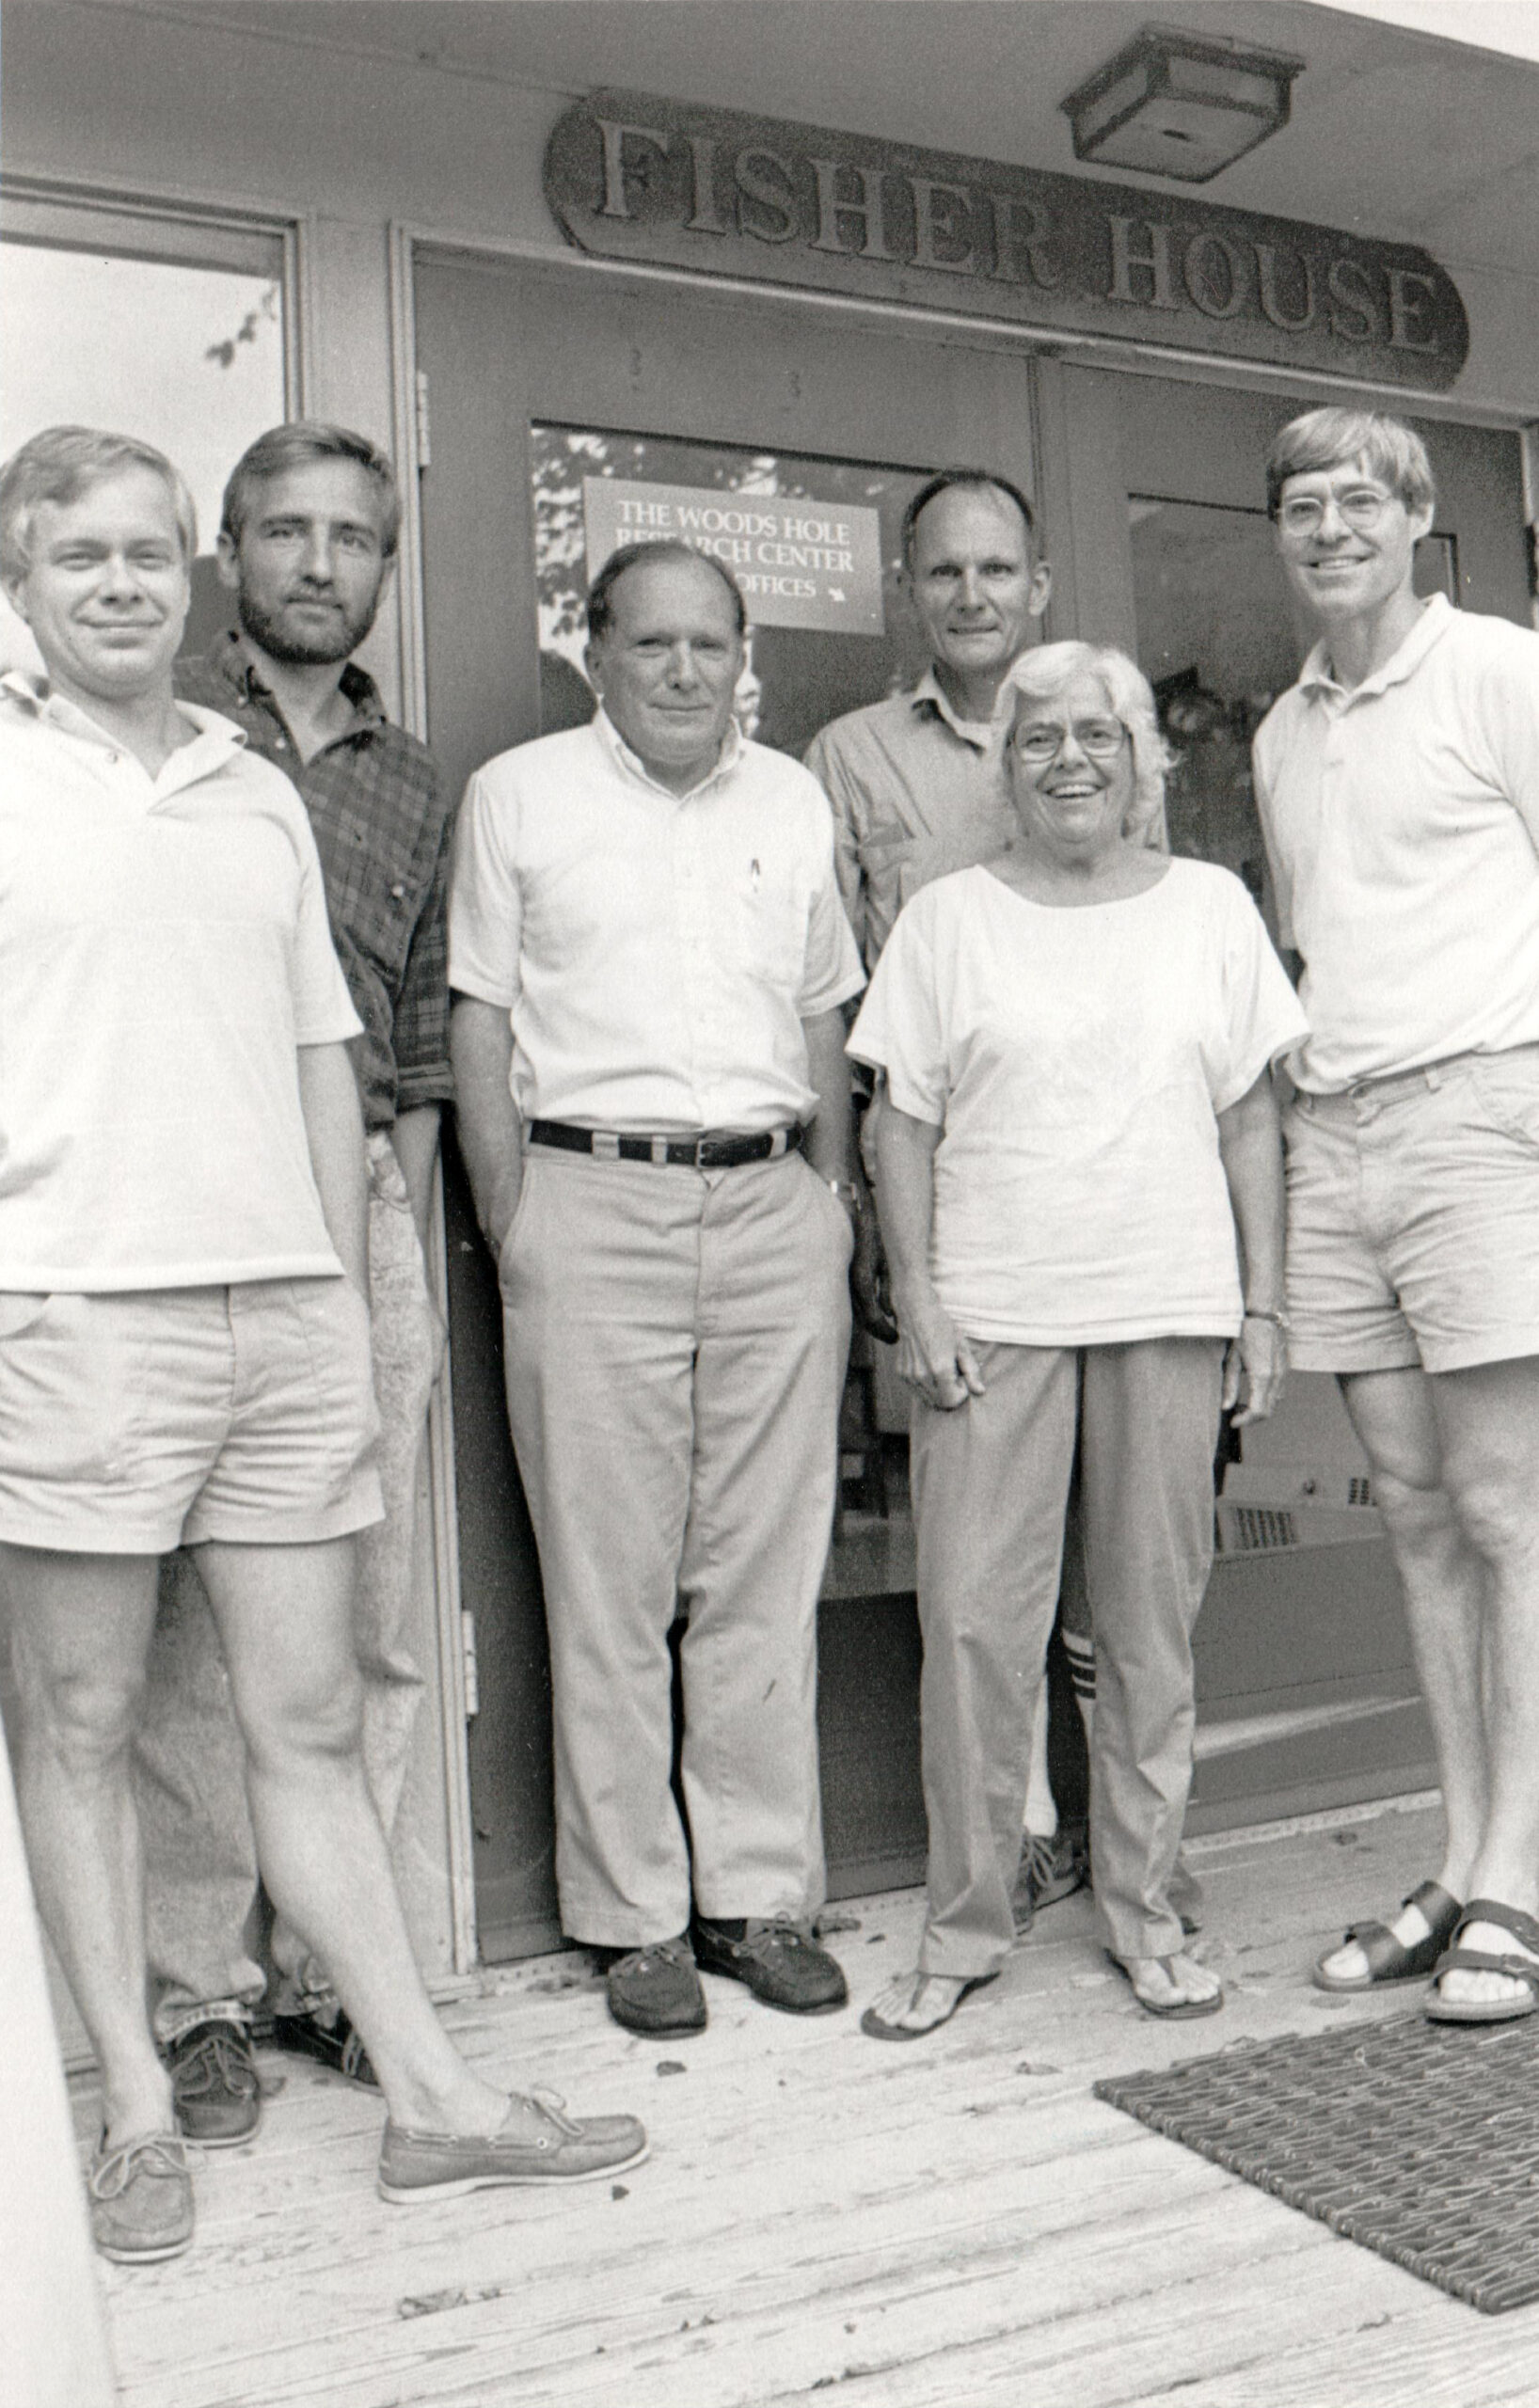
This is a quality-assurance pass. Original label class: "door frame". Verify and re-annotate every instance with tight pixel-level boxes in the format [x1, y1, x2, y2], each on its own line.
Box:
[385, 222, 1534, 1969]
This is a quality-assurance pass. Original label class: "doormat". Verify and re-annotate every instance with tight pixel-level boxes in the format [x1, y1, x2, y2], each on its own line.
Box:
[1094, 2011, 1539, 2313]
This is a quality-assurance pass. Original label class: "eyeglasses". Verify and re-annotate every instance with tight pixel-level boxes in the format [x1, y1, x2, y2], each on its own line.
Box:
[1011, 720, 1128, 764]
[1275, 486, 1397, 538]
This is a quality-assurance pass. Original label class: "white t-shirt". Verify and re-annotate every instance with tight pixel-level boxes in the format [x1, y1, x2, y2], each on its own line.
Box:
[0, 680, 361, 1291]
[848, 859, 1308, 1346]
[449, 713, 865, 1133]
[1254, 595, 1539, 1092]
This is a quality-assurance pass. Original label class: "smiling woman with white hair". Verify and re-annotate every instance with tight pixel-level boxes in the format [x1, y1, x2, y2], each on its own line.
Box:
[849, 640, 1308, 2034]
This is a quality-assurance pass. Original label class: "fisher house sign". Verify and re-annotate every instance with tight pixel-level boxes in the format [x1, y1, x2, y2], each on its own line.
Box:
[545, 91, 1468, 390]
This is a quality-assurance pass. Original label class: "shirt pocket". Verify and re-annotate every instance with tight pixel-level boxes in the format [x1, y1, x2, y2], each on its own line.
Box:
[725, 863, 805, 990]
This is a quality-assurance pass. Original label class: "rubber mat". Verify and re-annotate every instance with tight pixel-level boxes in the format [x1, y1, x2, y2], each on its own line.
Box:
[1094, 2010, 1539, 2313]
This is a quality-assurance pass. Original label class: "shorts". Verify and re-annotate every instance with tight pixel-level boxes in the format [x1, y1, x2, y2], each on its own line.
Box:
[0, 1278, 383, 1553]
[1283, 1044, 1539, 1377]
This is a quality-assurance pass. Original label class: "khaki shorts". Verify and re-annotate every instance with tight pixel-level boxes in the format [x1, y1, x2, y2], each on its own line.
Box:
[1284, 1045, 1539, 1376]
[0, 1279, 382, 1553]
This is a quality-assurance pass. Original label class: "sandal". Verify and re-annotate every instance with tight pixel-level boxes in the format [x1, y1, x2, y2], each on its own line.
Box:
[1310, 1877, 1461, 1993]
[860, 1972, 995, 2042]
[1110, 1953, 1223, 2020]
[1425, 1897, 1539, 2025]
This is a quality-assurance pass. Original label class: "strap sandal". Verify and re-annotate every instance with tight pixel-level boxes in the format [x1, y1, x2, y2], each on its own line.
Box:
[1426, 1896, 1539, 2025]
[1310, 1877, 1462, 1993]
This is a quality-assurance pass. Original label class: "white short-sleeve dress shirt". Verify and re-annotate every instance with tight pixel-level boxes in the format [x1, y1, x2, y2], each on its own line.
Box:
[848, 859, 1307, 1346]
[1253, 595, 1539, 1093]
[449, 713, 865, 1133]
[0, 677, 361, 1291]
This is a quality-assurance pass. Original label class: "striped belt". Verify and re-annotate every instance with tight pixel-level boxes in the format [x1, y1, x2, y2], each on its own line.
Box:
[527, 1119, 804, 1169]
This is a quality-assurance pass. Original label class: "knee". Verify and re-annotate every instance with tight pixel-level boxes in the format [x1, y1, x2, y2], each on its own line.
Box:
[1372, 1462, 1461, 1559]
[16, 1657, 144, 1775]
[1444, 1464, 1536, 1571]
[237, 1670, 365, 1780]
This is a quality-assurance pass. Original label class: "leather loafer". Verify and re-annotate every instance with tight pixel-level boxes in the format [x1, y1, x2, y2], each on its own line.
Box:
[604, 1934, 707, 2036]
[378, 2087, 648, 2201]
[88, 2131, 195, 2263]
[691, 1917, 849, 2015]
[166, 2017, 262, 2147]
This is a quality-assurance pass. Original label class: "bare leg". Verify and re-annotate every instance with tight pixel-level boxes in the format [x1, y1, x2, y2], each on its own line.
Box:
[1315, 1366, 1486, 1985]
[194, 1535, 512, 2137]
[3, 1546, 171, 2147]
[1427, 1356, 1539, 2008]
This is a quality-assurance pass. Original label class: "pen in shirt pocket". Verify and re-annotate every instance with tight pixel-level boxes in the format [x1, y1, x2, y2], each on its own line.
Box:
[749, 857, 761, 893]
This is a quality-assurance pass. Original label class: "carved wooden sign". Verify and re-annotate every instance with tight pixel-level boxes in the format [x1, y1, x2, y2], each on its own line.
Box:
[545, 90, 1468, 391]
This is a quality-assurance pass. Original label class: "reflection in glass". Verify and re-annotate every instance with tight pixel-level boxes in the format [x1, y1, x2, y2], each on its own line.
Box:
[531, 424, 935, 757]
[0, 243, 286, 673]
[1130, 494, 1461, 905]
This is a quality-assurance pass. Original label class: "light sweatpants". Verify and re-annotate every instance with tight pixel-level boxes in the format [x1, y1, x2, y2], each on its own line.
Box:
[912, 1335, 1223, 1977]
[500, 1144, 852, 1947]
[137, 1133, 437, 2028]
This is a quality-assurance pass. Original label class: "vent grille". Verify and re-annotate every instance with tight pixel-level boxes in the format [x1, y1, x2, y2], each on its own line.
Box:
[1222, 1503, 1299, 1552]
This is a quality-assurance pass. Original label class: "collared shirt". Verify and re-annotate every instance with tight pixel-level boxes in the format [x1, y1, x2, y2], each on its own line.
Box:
[1253, 594, 1539, 1092]
[176, 633, 452, 1131]
[803, 669, 1017, 970]
[0, 674, 359, 1290]
[449, 710, 865, 1133]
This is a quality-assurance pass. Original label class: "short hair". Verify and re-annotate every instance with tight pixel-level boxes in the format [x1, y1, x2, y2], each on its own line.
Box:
[0, 425, 197, 584]
[1265, 408, 1436, 521]
[901, 469, 1039, 570]
[998, 641, 1170, 849]
[586, 540, 748, 643]
[220, 421, 401, 558]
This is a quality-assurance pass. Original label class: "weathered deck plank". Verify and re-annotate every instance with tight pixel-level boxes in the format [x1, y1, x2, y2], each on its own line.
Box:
[82, 1801, 1539, 2408]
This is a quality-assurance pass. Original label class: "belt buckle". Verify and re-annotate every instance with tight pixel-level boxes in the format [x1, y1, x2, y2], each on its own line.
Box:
[696, 1137, 722, 1168]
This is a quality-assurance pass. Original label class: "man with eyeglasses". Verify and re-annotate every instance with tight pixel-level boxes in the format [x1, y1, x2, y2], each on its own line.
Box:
[1254, 405, 1539, 2023]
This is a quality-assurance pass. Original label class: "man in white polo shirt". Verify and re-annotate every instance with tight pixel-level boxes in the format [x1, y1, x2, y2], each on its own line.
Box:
[0, 427, 644, 2266]
[451, 540, 864, 2038]
[1254, 406, 1539, 2023]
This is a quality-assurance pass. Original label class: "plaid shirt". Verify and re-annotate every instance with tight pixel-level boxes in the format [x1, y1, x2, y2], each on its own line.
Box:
[176, 634, 453, 1130]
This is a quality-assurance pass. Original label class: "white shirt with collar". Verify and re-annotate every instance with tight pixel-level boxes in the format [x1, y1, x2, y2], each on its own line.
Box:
[1253, 594, 1539, 1093]
[449, 709, 865, 1133]
[0, 674, 360, 1289]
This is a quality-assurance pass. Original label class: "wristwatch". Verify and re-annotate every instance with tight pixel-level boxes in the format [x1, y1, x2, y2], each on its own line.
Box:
[1244, 1306, 1291, 1333]
[827, 1178, 861, 1212]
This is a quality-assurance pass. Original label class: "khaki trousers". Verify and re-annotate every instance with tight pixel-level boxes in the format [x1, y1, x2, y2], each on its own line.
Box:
[912, 1336, 1222, 1976]
[500, 1146, 852, 1947]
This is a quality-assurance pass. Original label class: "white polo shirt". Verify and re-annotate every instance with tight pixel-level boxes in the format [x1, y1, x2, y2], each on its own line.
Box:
[449, 713, 865, 1133]
[1253, 595, 1539, 1093]
[0, 678, 361, 1290]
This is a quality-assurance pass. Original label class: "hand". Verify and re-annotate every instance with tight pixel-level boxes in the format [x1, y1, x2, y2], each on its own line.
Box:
[484, 1169, 524, 1263]
[850, 1206, 898, 1345]
[1224, 1315, 1286, 1425]
[896, 1302, 986, 1411]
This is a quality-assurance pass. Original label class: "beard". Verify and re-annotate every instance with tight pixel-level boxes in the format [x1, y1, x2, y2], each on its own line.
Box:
[237, 582, 381, 666]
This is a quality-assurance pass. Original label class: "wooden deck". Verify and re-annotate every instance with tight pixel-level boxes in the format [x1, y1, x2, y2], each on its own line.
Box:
[81, 1797, 1539, 2408]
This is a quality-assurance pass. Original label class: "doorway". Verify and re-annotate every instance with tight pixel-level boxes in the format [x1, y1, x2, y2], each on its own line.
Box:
[413, 250, 1046, 1956]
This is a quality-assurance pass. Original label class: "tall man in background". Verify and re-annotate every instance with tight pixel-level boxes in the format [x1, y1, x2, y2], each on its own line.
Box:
[1256, 408, 1539, 2020]
[138, 424, 455, 2138]
[805, 470, 1089, 1920]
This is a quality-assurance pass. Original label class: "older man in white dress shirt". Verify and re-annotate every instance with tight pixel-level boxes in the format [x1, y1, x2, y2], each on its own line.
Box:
[450, 542, 864, 2037]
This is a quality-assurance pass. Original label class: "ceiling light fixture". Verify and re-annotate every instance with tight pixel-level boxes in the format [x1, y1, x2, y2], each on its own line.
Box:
[1060, 23, 1306, 184]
